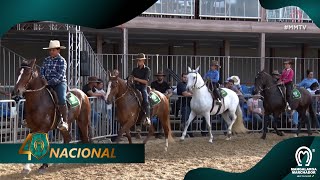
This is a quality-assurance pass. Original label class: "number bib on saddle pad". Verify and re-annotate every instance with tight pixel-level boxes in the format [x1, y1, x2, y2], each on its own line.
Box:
[220, 89, 228, 98]
[149, 92, 161, 107]
[66, 92, 80, 108]
[292, 89, 301, 99]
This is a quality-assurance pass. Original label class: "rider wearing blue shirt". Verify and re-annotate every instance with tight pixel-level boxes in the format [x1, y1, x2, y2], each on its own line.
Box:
[299, 70, 319, 89]
[204, 60, 222, 105]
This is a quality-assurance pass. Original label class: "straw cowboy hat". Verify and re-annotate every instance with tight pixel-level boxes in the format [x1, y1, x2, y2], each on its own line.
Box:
[283, 60, 293, 65]
[210, 60, 221, 68]
[154, 71, 166, 76]
[88, 76, 100, 83]
[133, 53, 149, 60]
[230, 76, 240, 86]
[253, 94, 263, 98]
[271, 70, 281, 76]
[43, 40, 66, 50]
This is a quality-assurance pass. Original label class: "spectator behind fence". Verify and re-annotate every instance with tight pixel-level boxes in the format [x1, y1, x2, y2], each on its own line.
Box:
[299, 70, 319, 89]
[177, 73, 194, 138]
[151, 71, 172, 139]
[307, 82, 319, 95]
[247, 94, 264, 124]
[226, 79, 246, 106]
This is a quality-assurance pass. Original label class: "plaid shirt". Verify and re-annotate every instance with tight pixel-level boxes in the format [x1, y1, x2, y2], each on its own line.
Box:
[40, 54, 67, 86]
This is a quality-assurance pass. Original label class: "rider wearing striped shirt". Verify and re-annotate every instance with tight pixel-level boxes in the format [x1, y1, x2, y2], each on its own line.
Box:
[204, 60, 222, 105]
[278, 60, 294, 111]
[40, 40, 69, 131]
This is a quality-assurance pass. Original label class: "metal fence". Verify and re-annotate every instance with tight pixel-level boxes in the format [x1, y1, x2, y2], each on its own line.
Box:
[266, 6, 312, 22]
[142, 0, 195, 17]
[199, 0, 260, 19]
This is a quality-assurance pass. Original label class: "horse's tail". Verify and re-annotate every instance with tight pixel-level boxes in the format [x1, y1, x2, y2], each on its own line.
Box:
[232, 105, 248, 134]
[162, 97, 174, 143]
[308, 102, 317, 128]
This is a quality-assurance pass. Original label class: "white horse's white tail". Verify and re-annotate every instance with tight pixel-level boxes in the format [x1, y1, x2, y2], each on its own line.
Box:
[231, 105, 248, 134]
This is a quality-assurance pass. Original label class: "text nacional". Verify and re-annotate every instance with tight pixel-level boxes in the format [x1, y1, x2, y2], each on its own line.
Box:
[49, 147, 116, 159]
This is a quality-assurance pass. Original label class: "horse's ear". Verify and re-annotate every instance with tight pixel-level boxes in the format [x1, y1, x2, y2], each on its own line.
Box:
[188, 67, 192, 72]
[107, 70, 111, 77]
[195, 66, 200, 73]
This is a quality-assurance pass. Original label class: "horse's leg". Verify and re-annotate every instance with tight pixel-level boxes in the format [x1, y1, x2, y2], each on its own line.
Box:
[273, 113, 283, 136]
[306, 112, 312, 136]
[221, 112, 232, 140]
[22, 163, 34, 174]
[125, 130, 132, 144]
[261, 114, 270, 140]
[180, 111, 196, 141]
[296, 112, 307, 137]
[143, 124, 155, 144]
[202, 112, 213, 143]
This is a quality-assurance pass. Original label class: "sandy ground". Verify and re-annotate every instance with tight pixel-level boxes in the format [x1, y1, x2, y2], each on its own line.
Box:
[0, 132, 315, 180]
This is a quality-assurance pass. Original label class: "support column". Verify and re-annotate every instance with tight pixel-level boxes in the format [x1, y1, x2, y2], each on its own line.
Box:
[96, 34, 103, 66]
[222, 40, 230, 82]
[301, 43, 308, 80]
[122, 28, 128, 78]
[223, 40, 230, 56]
[259, 33, 266, 71]
[269, 48, 275, 73]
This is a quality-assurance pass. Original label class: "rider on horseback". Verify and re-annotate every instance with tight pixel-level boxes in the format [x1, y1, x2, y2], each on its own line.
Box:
[131, 53, 151, 126]
[40, 40, 68, 131]
[204, 60, 222, 105]
[277, 60, 294, 111]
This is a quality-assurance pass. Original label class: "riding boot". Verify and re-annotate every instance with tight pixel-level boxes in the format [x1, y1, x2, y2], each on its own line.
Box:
[213, 87, 222, 105]
[57, 104, 69, 131]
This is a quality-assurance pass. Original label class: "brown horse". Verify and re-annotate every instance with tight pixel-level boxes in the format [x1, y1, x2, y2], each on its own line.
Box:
[12, 59, 92, 174]
[105, 73, 174, 151]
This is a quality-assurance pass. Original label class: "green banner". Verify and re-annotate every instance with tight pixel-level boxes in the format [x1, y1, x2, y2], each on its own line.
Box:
[0, 133, 144, 163]
[184, 136, 320, 180]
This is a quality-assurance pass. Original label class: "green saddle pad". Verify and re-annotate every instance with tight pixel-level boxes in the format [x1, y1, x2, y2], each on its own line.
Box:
[66, 92, 80, 108]
[292, 89, 301, 99]
[149, 92, 161, 107]
[220, 89, 228, 98]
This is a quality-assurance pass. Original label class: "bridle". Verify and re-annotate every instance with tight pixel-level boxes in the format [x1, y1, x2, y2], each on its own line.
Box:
[255, 71, 278, 94]
[20, 65, 46, 93]
[189, 72, 206, 89]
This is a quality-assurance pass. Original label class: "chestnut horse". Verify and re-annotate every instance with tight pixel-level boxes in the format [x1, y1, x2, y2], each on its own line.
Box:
[106, 73, 174, 151]
[12, 59, 92, 174]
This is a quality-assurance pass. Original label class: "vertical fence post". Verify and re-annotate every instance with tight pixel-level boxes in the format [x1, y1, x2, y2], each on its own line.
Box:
[294, 57, 297, 84]
[156, 54, 159, 73]
[225, 56, 230, 80]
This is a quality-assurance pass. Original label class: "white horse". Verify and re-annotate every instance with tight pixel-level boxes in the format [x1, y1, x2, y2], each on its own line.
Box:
[180, 66, 248, 143]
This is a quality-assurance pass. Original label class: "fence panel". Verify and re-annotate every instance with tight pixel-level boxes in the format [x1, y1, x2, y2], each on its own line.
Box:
[199, 0, 260, 19]
[0, 100, 17, 143]
[143, 0, 195, 17]
[266, 6, 312, 22]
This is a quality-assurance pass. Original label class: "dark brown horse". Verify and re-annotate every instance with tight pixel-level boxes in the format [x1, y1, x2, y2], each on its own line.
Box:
[105, 73, 174, 151]
[12, 59, 92, 174]
[254, 70, 317, 139]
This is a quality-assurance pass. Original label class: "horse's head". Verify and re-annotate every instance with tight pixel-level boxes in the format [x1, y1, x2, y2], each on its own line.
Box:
[254, 70, 269, 95]
[186, 66, 202, 91]
[12, 59, 38, 97]
[106, 71, 121, 104]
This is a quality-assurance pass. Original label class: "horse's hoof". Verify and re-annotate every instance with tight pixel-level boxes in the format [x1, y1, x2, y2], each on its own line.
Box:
[209, 139, 213, 143]
[225, 137, 231, 141]
[180, 137, 185, 142]
[294, 134, 298, 138]
[261, 135, 266, 140]
[21, 169, 31, 175]
[164, 147, 168, 152]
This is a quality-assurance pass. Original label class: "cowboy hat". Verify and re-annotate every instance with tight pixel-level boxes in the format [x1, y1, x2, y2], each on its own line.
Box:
[230, 76, 240, 86]
[132, 53, 149, 60]
[154, 71, 166, 76]
[283, 60, 293, 65]
[271, 70, 281, 76]
[253, 94, 262, 98]
[88, 76, 100, 83]
[43, 40, 66, 50]
[210, 60, 221, 68]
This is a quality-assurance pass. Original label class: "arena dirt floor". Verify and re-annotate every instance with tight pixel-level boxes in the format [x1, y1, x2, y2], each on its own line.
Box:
[0, 132, 318, 180]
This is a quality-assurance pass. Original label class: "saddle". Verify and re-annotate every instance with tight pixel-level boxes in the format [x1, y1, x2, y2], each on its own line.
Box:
[46, 86, 80, 110]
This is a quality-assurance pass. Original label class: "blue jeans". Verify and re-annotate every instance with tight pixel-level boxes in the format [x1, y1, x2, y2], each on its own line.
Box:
[181, 106, 193, 132]
[292, 111, 299, 125]
[135, 85, 150, 116]
[252, 113, 263, 123]
[50, 82, 67, 105]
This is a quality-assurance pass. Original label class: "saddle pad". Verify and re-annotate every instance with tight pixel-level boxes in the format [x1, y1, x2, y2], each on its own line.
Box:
[220, 89, 228, 98]
[149, 92, 161, 107]
[292, 89, 301, 99]
[66, 92, 80, 108]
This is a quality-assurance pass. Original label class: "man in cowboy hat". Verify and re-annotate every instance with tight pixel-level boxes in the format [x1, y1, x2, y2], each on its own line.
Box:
[278, 60, 294, 111]
[151, 71, 172, 98]
[40, 40, 69, 131]
[82, 76, 106, 98]
[271, 70, 281, 83]
[204, 60, 222, 105]
[131, 53, 152, 126]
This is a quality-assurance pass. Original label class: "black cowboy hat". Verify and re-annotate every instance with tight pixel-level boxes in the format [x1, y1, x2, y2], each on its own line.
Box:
[132, 53, 149, 60]
[154, 71, 166, 76]
[88, 76, 100, 83]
